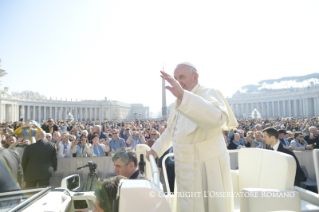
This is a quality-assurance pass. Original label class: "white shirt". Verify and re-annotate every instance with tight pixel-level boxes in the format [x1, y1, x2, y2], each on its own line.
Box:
[58, 141, 72, 158]
[272, 140, 280, 151]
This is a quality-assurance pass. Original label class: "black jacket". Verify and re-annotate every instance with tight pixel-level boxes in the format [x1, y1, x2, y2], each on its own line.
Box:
[304, 135, 319, 149]
[22, 139, 57, 181]
[129, 169, 148, 180]
[0, 148, 23, 192]
[41, 124, 59, 134]
[276, 143, 306, 186]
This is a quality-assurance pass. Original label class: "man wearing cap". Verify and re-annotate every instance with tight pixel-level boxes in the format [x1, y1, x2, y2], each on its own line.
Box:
[146, 62, 237, 212]
[278, 129, 290, 148]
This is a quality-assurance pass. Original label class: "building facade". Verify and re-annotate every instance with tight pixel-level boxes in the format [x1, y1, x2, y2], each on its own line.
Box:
[226, 85, 319, 118]
[0, 88, 149, 122]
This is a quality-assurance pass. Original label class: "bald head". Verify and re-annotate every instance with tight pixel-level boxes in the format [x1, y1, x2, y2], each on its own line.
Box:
[36, 130, 46, 141]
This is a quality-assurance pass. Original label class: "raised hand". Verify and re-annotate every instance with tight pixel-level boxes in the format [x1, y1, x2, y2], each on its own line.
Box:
[160, 71, 184, 100]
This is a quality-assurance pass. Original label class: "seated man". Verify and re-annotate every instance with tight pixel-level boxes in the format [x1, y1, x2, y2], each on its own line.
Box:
[263, 127, 306, 186]
[112, 149, 148, 180]
[290, 131, 314, 151]
[278, 129, 290, 148]
[94, 176, 126, 212]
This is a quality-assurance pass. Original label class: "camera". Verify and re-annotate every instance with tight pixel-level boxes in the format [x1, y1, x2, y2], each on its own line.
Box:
[77, 161, 97, 174]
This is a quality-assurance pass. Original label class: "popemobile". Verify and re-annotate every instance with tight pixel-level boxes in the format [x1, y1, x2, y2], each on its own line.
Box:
[1, 145, 319, 212]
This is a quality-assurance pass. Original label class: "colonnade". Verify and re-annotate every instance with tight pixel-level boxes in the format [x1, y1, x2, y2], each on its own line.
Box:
[228, 97, 319, 118]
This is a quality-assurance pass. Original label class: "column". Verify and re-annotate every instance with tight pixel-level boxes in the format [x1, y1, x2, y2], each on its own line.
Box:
[298, 100, 302, 117]
[305, 99, 308, 117]
[282, 101, 286, 117]
[313, 97, 317, 116]
[26, 106, 30, 120]
[63, 107, 67, 120]
[89, 108, 92, 120]
[316, 97, 319, 116]
[21, 105, 25, 120]
[74, 107, 77, 121]
[49, 107, 52, 119]
[294, 99, 299, 117]
[37, 106, 40, 122]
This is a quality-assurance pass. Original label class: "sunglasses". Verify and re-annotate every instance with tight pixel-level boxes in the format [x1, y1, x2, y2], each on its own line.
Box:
[152, 134, 157, 135]
[112, 133, 118, 134]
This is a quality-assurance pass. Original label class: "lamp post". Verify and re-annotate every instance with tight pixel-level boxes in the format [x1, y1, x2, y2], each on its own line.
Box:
[133, 111, 138, 120]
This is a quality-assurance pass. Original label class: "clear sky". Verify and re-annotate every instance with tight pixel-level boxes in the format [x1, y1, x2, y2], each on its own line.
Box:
[1, 0, 319, 114]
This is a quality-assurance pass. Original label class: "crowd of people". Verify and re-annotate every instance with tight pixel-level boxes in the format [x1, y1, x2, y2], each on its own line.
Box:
[225, 117, 319, 150]
[1, 116, 319, 211]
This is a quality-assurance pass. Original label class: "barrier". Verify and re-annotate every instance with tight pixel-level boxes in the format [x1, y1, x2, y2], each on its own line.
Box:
[51, 156, 115, 189]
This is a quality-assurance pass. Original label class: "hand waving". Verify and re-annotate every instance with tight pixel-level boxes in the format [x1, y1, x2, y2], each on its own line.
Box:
[160, 71, 184, 100]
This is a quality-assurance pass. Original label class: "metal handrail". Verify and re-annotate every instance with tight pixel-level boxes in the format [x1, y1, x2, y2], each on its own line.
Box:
[149, 154, 160, 187]
[0, 187, 46, 197]
[7, 186, 51, 212]
[161, 153, 174, 197]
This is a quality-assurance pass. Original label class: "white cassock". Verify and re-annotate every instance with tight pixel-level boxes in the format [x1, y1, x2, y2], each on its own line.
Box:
[152, 83, 238, 212]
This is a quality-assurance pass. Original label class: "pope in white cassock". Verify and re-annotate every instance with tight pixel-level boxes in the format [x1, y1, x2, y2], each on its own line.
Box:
[146, 62, 238, 212]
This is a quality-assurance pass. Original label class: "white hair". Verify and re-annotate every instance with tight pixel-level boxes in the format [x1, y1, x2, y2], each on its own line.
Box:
[309, 126, 317, 132]
[94, 125, 101, 129]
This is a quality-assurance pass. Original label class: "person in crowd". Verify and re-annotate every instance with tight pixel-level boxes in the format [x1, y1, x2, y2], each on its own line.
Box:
[56, 132, 74, 158]
[99, 138, 110, 155]
[90, 134, 107, 157]
[88, 125, 107, 143]
[119, 127, 130, 143]
[278, 130, 290, 148]
[112, 149, 148, 180]
[238, 130, 246, 145]
[228, 133, 244, 150]
[304, 126, 319, 149]
[158, 146, 175, 193]
[22, 131, 57, 188]
[41, 118, 59, 135]
[0, 146, 23, 192]
[263, 127, 306, 186]
[290, 131, 314, 150]
[93, 176, 127, 212]
[146, 129, 158, 147]
[254, 131, 265, 148]
[45, 133, 52, 142]
[72, 134, 91, 157]
[59, 121, 67, 133]
[126, 129, 146, 150]
[286, 131, 294, 142]
[4, 135, 17, 149]
[14, 120, 42, 143]
[51, 131, 61, 143]
[108, 129, 126, 154]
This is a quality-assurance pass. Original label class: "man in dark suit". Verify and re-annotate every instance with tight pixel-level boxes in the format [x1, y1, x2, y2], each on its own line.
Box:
[0, 147, 23, 192]
[112, 149, 148, 180]
[22, 130, 57, 188]
[41, 118, 59, 135]
[262, 127, 306, 186]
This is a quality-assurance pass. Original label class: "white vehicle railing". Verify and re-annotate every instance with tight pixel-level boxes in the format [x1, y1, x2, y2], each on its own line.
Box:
[149, 154, 160, 187]
[161, 153, 174, 197]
